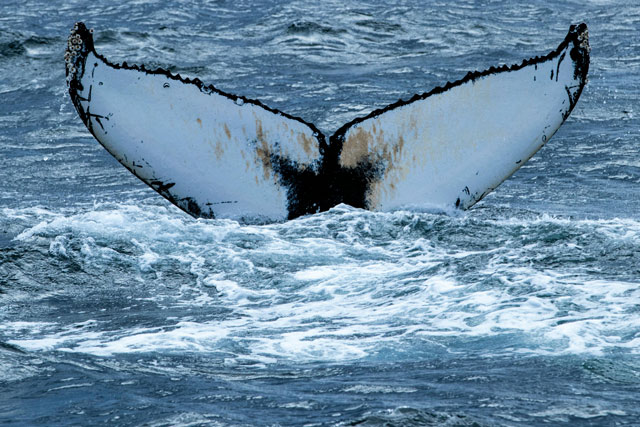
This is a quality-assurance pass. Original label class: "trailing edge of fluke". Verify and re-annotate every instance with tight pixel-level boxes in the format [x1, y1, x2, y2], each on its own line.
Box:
[66, 22, 589, 222]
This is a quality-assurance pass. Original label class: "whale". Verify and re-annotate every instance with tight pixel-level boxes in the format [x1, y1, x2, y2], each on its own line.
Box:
[65, 22, 589, 222]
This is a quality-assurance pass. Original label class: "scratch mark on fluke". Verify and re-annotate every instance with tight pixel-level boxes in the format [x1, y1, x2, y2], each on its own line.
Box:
[66, 22, 589, 223]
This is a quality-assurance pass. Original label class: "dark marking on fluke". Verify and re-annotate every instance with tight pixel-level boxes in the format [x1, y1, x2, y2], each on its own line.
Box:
[66, 22, 589, 220]
[151, 181, 175, 192]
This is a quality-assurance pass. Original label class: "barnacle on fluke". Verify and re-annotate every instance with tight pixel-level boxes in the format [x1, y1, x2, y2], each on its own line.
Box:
[66, 22, 589, 222]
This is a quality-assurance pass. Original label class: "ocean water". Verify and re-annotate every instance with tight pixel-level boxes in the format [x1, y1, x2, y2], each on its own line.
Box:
[1, 0, 639, 425]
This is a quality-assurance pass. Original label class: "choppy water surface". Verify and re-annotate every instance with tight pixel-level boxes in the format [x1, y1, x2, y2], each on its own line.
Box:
[1, 0, 640, 425]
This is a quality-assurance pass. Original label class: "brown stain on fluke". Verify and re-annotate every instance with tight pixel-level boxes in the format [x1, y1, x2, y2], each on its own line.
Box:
[297, 132, 317, 157]
[214, 140, 224, 160]
[223, 123, 231, 139]
[366, 133, 408, 209]
[196, 118, 202, 127]
[338, 118, 411, 209]
[205, 135, 225, 161]
[339, 127, 373, 168]
[254, 117, 273, 180]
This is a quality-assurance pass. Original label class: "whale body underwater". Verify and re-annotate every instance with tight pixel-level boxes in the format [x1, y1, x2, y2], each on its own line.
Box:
[65, 22, 589, 222]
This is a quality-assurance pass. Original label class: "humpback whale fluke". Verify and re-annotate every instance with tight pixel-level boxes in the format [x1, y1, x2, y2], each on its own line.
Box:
[66, 23, 589, 222]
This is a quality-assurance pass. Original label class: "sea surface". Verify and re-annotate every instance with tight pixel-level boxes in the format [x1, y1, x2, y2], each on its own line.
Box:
[1, 0, 639, 425]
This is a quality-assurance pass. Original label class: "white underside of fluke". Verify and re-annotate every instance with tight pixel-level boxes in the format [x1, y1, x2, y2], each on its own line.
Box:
[73, 52, 322, 221]
[66, 23, 588, 222]
[338, 47, 582, 211]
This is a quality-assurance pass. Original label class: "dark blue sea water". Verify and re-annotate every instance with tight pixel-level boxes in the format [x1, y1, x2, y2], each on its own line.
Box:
[1, 0, 639, 425]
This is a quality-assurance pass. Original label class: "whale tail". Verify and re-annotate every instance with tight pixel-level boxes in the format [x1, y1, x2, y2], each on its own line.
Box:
[66, 23, 589, 222]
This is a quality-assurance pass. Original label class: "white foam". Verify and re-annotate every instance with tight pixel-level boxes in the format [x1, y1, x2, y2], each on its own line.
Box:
[293, 266, 338, 281]
[531, 406, 627, 420]
[343, 385, 418, 394]
[146, 412, 225, 427]
[5, 205, 640, 362]
[0, 321, 57, 334]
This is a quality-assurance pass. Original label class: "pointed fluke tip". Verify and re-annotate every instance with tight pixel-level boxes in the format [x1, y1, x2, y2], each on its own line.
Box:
[570, 22, 589, 52]
[65, 22, 94, 78]
[68, 22, 94, 50]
